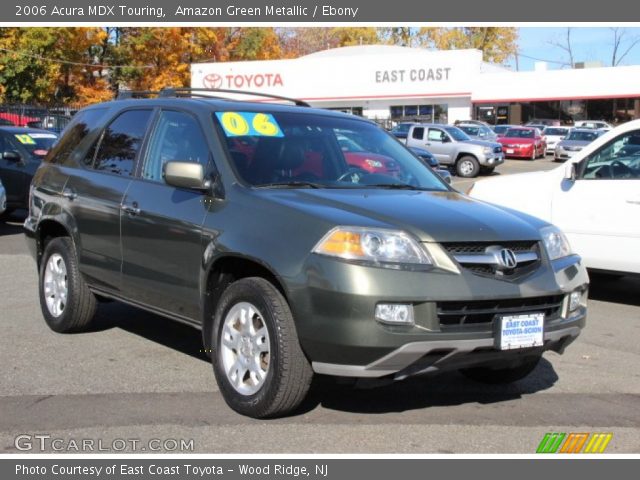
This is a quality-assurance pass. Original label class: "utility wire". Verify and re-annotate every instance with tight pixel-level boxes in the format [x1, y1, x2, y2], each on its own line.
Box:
[0, 46, 153, 69]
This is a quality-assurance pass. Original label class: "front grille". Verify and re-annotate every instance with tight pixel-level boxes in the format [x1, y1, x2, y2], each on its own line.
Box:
[494, 146, 503, 153]
[442, 241, 540, 280]
[443, 241, 537, 255]
[437, 295, 564, 327]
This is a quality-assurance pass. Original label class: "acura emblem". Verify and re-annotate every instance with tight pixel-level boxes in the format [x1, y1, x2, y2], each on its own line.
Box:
[498, 248, 518, 269]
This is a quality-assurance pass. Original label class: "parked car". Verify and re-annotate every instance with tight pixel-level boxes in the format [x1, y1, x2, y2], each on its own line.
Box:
[0, 112, 40, 127]
[525, 119, 561, 127]
[26, 114, 72, 134]
[408, 146, 452, 184]
[497, 127, 547, 160]
[389, 122, 417, 141]
[469, 120, 640, 277]
[336, 133, 401, 176]
[574, 120, 613, 131]
[457, 123, 498, 142]
[0, 127, 58, 213]
[492, 124, 517, 137]
[542, 126, 572, 154]
[406, 123, 504, 177]
[25, 90, 588, 418]
[0, 178, 6, 216]
[0, 118, 15, 126]
[554, 128, 603, 162]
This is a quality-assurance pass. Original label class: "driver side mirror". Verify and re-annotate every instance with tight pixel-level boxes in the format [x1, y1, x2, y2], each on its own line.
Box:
[564, 162, 577, 181]
[164, 161, 211, 191]
[2, 151, 22, 162]
[441, 136, 451, 143]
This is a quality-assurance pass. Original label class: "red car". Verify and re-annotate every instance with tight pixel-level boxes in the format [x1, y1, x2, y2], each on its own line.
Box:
[497, 127, 547, 160]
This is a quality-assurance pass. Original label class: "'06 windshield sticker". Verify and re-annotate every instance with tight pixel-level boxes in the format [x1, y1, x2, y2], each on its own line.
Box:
[216, 112, 284, 138]
[14, 134, 36, 145]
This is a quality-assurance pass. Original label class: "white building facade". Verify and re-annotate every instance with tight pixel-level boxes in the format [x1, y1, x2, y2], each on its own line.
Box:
[191, 45, 640, 126]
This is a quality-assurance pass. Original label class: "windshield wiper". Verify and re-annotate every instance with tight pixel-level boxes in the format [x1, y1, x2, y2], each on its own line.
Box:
[255, 181, 324, 189]
[362, 183, 423, 190]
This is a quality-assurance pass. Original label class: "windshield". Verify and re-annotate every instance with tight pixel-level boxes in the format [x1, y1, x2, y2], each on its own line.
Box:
[444, 126, 470, 142]
[392, 123, 412, 133]
[504, 128, 535, 139]
[216, 111, 448, 191]
[9, 131, 58, 157]
[459, 126, 479, 136]
[566, 130, 599, 142]
[544, 128, 569, 136]
[494, 125, 509, 134]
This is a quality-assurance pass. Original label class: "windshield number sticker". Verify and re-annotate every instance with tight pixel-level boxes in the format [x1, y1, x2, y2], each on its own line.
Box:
[216, 112, 283, 138]
[14, 134, 36, 145]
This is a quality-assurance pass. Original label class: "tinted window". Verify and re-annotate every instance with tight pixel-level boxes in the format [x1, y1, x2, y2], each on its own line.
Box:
[412, 127, 424, 139]
[93, 110, 152, 176]
[544, 128, 569, 136]
[567, 130, 600, 142]
[47, 108, 109, 165]
[505, 129, 535, 138]
[216, 111, 447, 191]
[142, 110, 210, 183]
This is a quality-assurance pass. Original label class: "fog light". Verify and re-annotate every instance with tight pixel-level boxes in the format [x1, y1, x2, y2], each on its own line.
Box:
[375, 304, 414, 325]
[569, 290, 582, 312]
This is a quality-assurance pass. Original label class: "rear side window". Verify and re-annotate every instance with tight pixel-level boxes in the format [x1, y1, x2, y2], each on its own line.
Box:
[142, 110, 210, 183]
[46, 108, 109, 165]
[92, 110, 152, 177]
[411, 127, 424, 140]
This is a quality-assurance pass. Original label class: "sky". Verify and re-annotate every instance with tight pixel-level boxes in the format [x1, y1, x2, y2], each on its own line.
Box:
[514, 27, 640, 71]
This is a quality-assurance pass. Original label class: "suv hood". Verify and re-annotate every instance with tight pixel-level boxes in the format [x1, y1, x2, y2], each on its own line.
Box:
[463, 139, 501, 149]
[260, 189, 544, 243]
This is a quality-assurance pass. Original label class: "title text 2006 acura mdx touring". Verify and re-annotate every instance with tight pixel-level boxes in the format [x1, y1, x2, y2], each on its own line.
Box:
[25, 89, 588, 418]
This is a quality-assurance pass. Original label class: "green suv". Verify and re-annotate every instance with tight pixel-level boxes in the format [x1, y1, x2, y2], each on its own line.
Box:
[24, 89, 588, 418]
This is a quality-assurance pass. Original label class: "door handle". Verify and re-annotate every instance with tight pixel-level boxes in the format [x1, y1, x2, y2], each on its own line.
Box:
[626, 198, 640, 205]
[121, 203, 141, 215]
[425, 142, 431, 146]
[61, 189, 77, 201]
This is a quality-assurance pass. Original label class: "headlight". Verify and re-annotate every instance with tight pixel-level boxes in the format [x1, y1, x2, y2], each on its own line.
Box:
[540, 226, 572, 260]
[482, 146, 492, 154]
[365, 159, 383, 168]
[313, 226, 432, 268]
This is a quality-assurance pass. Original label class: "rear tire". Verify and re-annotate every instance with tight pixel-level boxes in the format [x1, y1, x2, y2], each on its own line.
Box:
[39, 237, 97, 333]
[461, 355, 541, 384]
[212, 277, 313, 418]
[530, 146, 537, 160]
[456, 155, 480, 178]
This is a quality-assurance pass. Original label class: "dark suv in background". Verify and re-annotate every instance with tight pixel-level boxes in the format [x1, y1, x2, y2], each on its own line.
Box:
[25, 88, 588, 418]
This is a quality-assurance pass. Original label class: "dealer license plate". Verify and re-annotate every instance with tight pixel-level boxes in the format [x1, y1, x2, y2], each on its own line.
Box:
[499, 313, 544, 350]
[506, 148, 514, 154]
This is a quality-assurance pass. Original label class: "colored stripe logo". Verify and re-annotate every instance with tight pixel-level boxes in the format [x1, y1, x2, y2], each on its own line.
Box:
[537, 432, 612, 453]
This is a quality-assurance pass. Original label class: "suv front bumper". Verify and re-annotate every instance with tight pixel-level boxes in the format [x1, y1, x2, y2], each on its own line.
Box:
[290, 253, 588, 380]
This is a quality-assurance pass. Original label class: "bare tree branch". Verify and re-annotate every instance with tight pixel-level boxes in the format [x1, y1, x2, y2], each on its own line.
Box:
[610, 27, 640, 66]
[547, 27, 573, 68]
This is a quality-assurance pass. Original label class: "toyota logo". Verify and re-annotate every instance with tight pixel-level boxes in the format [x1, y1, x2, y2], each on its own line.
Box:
[203, 73, 223, 89]
[498, 248, 517, 269]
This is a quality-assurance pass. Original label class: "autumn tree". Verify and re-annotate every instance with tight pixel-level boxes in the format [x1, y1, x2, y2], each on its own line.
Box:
[421, 27, 518, 64]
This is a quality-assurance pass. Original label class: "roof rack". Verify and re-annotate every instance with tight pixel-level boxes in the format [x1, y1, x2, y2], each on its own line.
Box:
[116, 90, 160, 100]
[158, 87, 311, 107]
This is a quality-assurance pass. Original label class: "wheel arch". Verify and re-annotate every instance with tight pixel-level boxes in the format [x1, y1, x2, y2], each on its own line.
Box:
[201, 253, 289, 355]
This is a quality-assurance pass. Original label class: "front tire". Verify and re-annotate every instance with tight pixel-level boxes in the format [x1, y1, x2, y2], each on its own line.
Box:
[456, 155, 480, 178]
[212, 277, 313, 418]
[39, 237, 97, 333]
[461, 355, 541, 384]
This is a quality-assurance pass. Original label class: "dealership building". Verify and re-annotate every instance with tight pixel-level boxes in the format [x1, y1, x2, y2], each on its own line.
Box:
[191, 45, 640, 126]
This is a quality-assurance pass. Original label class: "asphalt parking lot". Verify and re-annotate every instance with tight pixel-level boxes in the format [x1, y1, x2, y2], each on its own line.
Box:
[1, 156, 639, 454]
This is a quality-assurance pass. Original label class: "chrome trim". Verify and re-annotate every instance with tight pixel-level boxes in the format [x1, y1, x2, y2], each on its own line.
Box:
[453, 251, 538, 265]
[312, 326, 582, 378]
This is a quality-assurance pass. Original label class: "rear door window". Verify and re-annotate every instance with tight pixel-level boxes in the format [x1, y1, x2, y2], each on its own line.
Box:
[92, 110, 153, 176]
